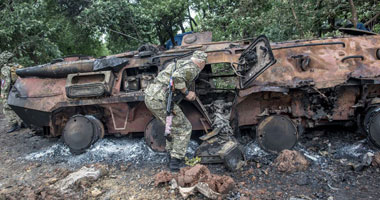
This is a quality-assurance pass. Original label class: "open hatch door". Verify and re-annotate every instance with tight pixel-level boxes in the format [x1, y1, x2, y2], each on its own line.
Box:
[238, 35, 276, 88]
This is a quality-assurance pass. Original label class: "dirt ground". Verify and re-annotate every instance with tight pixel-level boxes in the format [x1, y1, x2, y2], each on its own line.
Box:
[1, 111, 380, 199]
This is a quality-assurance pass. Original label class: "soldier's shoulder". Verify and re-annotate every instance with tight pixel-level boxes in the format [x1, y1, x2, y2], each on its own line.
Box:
[1, 65, 11, 71]
[178, 60, 197, 68]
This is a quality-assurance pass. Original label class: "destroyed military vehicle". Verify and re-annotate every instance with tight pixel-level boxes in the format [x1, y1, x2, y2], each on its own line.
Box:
[8, 31, 380, 158]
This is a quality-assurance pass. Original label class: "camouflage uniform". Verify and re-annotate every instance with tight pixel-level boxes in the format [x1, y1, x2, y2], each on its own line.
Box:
[144, 51, 207, 159]
[0, 51, 22, 126]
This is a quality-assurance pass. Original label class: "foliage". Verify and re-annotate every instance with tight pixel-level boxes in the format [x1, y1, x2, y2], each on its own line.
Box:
[191, 0, 380, 41]
[0, 0, 379, 66]
[185, 156, 202, 166]
[0, 0, 105, 66]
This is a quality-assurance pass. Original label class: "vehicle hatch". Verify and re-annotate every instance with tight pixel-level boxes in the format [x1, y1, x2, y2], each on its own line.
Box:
[238, 35, 276, 88]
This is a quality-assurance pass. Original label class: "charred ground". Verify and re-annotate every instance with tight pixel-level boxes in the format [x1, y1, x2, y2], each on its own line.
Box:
[0, 108, 380, 200]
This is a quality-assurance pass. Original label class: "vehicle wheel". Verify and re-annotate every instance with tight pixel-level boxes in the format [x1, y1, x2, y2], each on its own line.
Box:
[362, 107, 379, 134]
[144, 118, 166, 152]
[256, 115, 298, 154]
[365, 107, 380, 147]
[63, 115, 105, 154]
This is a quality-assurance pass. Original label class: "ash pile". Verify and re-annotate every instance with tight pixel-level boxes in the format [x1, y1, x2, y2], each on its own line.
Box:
[24, 137, 199, 167]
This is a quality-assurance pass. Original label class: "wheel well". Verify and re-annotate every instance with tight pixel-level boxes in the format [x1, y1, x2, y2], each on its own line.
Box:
[50, 106, 105, 137]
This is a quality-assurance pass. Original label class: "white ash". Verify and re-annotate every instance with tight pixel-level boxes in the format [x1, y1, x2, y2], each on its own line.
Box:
[334, 139, 373, 159]
[244, 141, 269, 159]
[24, 137, 198, 167]
[294, 143, 325, 165]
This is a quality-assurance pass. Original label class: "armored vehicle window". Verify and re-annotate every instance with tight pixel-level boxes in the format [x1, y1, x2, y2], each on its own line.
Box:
[121, 66, 158, 92]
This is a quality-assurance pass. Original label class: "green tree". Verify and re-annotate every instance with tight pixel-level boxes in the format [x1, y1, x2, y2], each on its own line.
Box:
[0, 0, 106, 66]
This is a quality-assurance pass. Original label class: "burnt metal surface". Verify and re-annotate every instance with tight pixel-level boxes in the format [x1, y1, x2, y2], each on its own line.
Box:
[256, 115, 298, 153]
[16, 60, 95, 78]
[93, 57, 129, 72]
[63, 115, 104, 154]
[7, 32, 380, 154]
[180, 32, 212, 46]
[219, 140, 245, 171]
[365, 107, 380, 147]
[144, 118, 166, 152]
[339, 28, 378, 35]
[196, 138, 244, 171]
[16, 57, 128, 78]
[238, 35, 276, 88]
[65, 71, 115, 98]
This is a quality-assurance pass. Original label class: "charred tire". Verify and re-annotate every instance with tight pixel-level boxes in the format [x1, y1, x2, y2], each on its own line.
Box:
[144, 118, 166, 152]
[63, 115, 105, 154]
[256, 115, 298, 154]
[364, 107, 380, 148]
[363, 107, 380, 134]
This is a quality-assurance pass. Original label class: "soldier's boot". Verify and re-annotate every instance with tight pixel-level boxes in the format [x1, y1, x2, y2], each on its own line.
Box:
[169, 157, 181, 172]
[7, 123, 20, 133]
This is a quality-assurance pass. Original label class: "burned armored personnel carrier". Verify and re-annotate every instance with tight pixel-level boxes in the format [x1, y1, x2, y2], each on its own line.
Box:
[8, 31, 380, 155]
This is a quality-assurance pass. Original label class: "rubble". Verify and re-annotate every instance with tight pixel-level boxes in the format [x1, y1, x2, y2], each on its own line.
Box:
[154, 171, 173, 186]
[3, 124, 380, 199]
[362, 152, 374, 166]
[54, 166, 106, 193]
[90, 188, 103, 197]
[372, 152, 380, 167]
[273, 150, 309, 172]
[207, 100, 234, 136]
[154, 164, 235, 199]
[177, 164, 211, 187]
[177, 164, 235, 194]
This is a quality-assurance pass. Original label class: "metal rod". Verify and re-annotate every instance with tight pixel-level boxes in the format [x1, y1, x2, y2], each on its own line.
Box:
[341, 55, 364, 62]
[272, 42, 346, 50]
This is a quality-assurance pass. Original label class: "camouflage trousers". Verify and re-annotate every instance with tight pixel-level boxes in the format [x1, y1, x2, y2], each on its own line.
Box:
[1, 99, 21, 125]
[145, 95, 192, 159]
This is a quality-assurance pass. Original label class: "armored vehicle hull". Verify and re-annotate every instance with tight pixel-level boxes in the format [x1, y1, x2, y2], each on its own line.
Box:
[8, 32, 380, 153]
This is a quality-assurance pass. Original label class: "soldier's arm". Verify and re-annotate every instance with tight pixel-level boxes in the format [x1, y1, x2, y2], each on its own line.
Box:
[172, 65, 199, 101]
[172, 64, 198, 91]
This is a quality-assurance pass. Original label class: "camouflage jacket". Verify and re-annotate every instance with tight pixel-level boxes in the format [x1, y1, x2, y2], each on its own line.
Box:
[1, 63, 22, 98]
[1, 64, 12, 98]
[145, 59, 200, 101]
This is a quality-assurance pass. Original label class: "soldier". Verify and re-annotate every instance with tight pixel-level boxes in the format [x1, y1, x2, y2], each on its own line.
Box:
[144, 51, 207, 171]
[0, 51, 23, 133]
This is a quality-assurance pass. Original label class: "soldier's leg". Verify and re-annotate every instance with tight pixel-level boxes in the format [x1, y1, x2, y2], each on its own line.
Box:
[169, 104, 192, 159]
[144, 96, 173, 151]
[3, 102, 17, 125]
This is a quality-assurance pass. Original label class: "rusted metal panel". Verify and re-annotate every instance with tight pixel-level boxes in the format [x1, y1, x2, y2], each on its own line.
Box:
[181, 32, 213, 46]
[250, 36, 380, 89]
[10, 77, 66, 112]
[331, 87, 359, 120]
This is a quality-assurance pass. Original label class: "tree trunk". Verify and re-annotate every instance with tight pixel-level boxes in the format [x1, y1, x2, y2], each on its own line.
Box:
[289, 0, 304, 37]
[315, 0, 324, 37]
[188, 7, 194, 31]
[180, 23, 185, 33]
[349, 0, 358, 28]
[365, 13, 380, 27]
[169, 29, 176, 47]
[165, 23, 176, 47]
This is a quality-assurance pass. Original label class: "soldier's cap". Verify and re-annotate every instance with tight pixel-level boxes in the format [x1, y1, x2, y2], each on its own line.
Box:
[192, 51, 207, 61]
